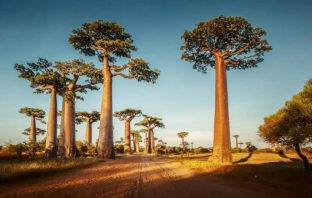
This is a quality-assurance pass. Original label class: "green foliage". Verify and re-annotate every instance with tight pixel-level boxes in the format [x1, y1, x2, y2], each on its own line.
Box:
[14, 58, 65, 94]
[19, 107, 45, 119]
[135, 115, 165, 130]
[258, 80, 312, 147]
[114, 144, 124, 154]
[181, 15, 272, 72]
[69, 20, 136, 62]
[193, 147, 211, 154]
[177, 131, 189, 139]
[22, 128, 46, 136]
[4, 142, 28, 157]
[114, 108, 142, 121]
[75, 111, 100, 124]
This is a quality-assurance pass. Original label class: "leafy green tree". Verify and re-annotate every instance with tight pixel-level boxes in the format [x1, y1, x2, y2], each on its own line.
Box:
[15, 58, 64, 158]
[259, 79, 312, 171]
[55, 59, 100, 158]
[19, 107, 46, 142]
[135, 115, 165, 153]
[76, 111, 100, 145]
[69, 20, 160, 159]
[181, 16, 272, 163]
[177, 131, 189, 151]
[114, 108, 142, 153]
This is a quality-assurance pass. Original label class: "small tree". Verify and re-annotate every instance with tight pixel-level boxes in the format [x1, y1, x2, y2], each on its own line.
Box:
[181, 16, 272, 163]
[259, 80, 312, 171]
[76, 111, 100, 145]
[177, 132, 189, 152]
[19, 107, 45, 142]
[114, 108, 142, 153]
[135, 115, 165, 153]
[232, 135, 239, 149]
[15, 58, 64, 158]
[69, 20, 160, 159]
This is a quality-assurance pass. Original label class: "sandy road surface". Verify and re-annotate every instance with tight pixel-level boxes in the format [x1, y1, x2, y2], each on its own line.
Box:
[0, 154, 289, 198]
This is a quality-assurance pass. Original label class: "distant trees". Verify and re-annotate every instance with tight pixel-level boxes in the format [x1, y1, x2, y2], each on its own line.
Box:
[259, 79, 312, 171]
[69, 20, 160, 159]
[76, 111, 100, 145]
[114, 108, 142, 153]
[136, 116, 165, 153]
[232, 135, 239, 149]
[181, 16, 272, 163]
[15, 58, 63, 158]
[177, 132, 189, 151]
[19, 107, 46, 142]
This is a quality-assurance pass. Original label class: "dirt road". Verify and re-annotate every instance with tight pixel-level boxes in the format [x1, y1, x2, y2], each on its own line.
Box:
[0, 154, 289, 198]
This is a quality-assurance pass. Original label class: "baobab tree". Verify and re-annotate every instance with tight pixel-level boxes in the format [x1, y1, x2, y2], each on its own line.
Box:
[135, 116, 165, 153]
[232, 135, 239, 149]
[181, 16, 272, 163]
[139, 128, 149, 153]
[15, 58, 64, 158]
[55, 59, 100, 158]
[69, 20, 160, 159]
[130, 130, 142, 152]
[76, 111, 100, 145]
[19, 107, 45, 142]
[238, 142, 244, 149]
[177, 131, 189, 151]
[114, 108, 142, 154]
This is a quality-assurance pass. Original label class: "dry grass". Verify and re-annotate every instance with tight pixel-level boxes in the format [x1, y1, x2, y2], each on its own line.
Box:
[0, 157, 104, 183]
[174, 153, 312, 196]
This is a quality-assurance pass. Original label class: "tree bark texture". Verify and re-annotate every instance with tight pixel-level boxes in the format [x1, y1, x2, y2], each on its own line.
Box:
[124, 121, 131, 153]
[85, 118, 92, 145]
[58, 99, 66, 157]
[30, 115, 36, 142]
[64, 97, 76, 158]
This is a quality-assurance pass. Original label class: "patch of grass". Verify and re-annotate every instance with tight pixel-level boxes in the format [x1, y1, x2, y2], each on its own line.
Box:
[0, 157, 104, 183]
[176, 153, 312, 196]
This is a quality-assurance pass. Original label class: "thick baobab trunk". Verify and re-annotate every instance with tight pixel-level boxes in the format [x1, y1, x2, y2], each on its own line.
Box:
[132, 133, 137, 152]
[58, 99, 66, 157]
[147, 129, 152, 153]
[64, 98, 76, 158]
[151, 131, 155, 153]
[124, 121, 131, 153]
[30, 115, 36, 142]
[45, 88, 58, 158]
[294, 143, 310, 171]
[97, 54, 115, 159]
[85, 118, 92, 145]
[211, 55, 232, 163]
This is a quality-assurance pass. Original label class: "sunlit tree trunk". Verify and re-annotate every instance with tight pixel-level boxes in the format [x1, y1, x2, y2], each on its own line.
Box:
[212, 55, 232, 163]
[124, 120, 131, 153]
[97, 54, 115, 159]
[132, 133, 136, 152]
[144, 132, 148, 153]
[85, 118, 92, 145]
[30, 115, 36, 142]
[64, 95, 76, 158]
[58, 99, 65, 157]
[151, 131, 155, 153]
[45, 87, 57, 158]
[136, 140, 140, 152]
[147, 129, 152, 153]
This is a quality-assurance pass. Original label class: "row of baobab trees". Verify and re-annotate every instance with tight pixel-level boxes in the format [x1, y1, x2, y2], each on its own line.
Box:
[15, 15, 272, 163]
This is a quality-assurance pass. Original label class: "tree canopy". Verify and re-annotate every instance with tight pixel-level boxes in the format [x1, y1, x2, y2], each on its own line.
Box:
[22, 128, 46, 136]
[135, 115, 165, 130]
[19, 107, 45, 119]
[75, 111, 100, 124]
[114, 108, 142, 121]
[177, 131, 189, 139]
[181, 15, 272, 72]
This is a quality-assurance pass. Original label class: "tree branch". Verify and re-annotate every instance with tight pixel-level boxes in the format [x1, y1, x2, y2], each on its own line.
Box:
[228, 43, 251, 57]
[112, 72, 134, 79]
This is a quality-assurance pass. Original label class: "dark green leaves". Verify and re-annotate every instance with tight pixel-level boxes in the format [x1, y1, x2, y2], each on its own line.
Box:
[135, 115, 165, 129]
[75, 111, 100, 124]
[181, 16, 272, 71]
[69, 20, 136, 62]
[114, 108, 142, 121]
[19, 107, 45, 118]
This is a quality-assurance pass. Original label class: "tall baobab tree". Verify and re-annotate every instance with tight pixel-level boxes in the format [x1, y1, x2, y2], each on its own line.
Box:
[69, 20, 160, 159]
[131, 130, 142, 152]
[177, 131, 189, 151]
[232, 135, 239, 149]
[181, 16, 272, 163]
[55, 59, 100, 158]
[15, 58, 64, 158]
[19, 107, 45, 142]
[135, 116, 165, 153]
[139, 128, 149, 153]
[76, 111, 100, 145]
[114, 108, 142, 153]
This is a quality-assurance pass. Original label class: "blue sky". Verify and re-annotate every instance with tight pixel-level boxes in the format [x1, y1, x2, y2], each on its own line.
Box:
[0, 0, 312, 148]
